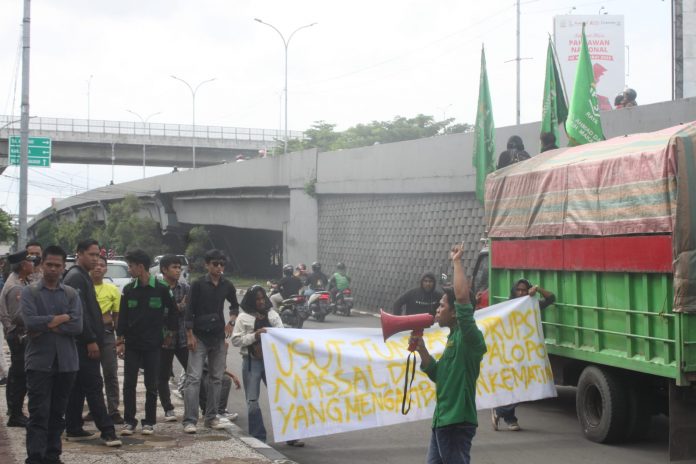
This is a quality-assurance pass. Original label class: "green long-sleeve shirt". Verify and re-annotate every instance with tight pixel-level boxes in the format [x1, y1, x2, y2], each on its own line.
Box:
[422, 302, 487, 428]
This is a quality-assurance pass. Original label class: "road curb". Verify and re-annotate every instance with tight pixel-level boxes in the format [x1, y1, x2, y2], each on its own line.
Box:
[353, 309, 380, 318]
[223, 423, 298, 464]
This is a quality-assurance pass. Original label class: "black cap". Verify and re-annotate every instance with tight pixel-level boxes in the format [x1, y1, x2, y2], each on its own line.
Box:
[7, 250, 28, 264]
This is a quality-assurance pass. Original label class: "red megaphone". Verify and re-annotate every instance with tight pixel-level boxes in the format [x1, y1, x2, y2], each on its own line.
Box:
[380, 310, 434, 351]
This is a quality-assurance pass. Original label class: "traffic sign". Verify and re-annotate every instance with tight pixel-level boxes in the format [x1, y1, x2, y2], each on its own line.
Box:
[8, 136, 51, 167]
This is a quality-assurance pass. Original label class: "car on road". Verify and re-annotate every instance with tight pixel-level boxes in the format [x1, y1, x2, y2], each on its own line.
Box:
[105, 259, 132, 292]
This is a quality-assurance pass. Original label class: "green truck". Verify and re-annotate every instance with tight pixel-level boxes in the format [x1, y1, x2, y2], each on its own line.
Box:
[477, 121, 696, 461]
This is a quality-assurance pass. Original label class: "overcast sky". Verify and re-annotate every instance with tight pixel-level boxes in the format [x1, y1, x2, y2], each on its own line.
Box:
[0, 0, 672, 216]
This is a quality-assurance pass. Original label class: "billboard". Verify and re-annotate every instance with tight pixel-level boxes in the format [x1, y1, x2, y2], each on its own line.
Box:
[554, 15, 625, 111]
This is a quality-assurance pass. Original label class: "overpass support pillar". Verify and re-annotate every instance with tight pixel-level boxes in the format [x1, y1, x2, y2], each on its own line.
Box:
[286, 149, 319, 265]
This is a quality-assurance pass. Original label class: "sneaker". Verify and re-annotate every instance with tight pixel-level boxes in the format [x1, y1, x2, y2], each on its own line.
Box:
[204, 417, 230, 430]
[110, 412, 125, 425]
[164, 410, 177, 422]
[141, 425, 154, 435]
[7, 414, 28, 428]
[65, 429, 95, 441]
[286, 439, 305, 447]
[218, 412, 238, 422]
[507, 421, 521, 431]
[183, 423, 197, 434]
[0, 377, 7, 386]
[120, 424, 136, 436]
[491, 410, 500, 431]
[102, 432, 122, 447]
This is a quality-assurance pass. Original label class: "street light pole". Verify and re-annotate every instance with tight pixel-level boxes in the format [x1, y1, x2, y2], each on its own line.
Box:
[254, 18, 317, 154]
[170, 76, 215, 169]
[126, 109, 161, 178]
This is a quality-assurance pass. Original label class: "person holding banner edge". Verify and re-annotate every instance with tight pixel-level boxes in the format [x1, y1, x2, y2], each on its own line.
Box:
[491, 279, 555, 432]
[410, 244, 487, 464]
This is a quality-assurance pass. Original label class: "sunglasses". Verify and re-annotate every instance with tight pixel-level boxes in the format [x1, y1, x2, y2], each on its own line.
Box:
[26, 256, 41, 264]
[210, 261, 226, 267]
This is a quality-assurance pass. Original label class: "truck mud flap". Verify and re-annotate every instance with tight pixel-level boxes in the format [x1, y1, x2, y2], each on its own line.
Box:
[669, 381, 696, 461]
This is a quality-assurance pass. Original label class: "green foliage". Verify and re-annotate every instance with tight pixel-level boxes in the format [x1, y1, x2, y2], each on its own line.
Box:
[185, 226, 212, 273]
[0, 208, 16, 243]
[101, 195, 168, 258]
[34, 219, 57, 248]
[283, 114, 472, 152]
[303, 177, 317, 198]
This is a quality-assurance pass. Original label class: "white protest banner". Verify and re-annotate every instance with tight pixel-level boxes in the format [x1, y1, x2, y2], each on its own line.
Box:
[554, 15, 625, 111]
[261, 296, 555, 441]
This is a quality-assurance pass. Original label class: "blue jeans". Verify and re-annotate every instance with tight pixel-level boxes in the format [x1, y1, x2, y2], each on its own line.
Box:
[426, 423, 476, 464]
[183, 337, 226, 426]
[242, 355, 267, 442]
[495, 404, 518, 424]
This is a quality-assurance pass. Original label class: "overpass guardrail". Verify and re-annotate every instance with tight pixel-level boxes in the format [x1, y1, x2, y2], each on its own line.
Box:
[0, 115, 304, 143]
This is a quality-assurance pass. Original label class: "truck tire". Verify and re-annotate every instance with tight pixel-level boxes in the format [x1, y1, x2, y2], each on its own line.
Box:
[576, 366, 628, 444]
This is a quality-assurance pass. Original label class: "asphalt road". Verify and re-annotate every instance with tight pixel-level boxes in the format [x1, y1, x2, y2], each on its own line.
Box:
[221, 311, 671, 464]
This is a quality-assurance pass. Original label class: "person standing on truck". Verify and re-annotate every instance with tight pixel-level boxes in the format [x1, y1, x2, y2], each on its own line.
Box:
[410, 244, 487, 464]
[496, 135, 530, 169]
[392, 272, 443, 316]
[492, 278, 555, 432]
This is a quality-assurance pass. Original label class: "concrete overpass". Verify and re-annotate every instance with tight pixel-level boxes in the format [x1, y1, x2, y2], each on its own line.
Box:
[0, 115, 304, 168]
[28, 98, 696, 309]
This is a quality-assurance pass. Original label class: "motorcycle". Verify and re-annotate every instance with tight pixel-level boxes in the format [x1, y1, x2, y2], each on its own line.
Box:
[330, 288, 354, 316]
[307, 288, 331, 322]
[279, 294, 307, 328]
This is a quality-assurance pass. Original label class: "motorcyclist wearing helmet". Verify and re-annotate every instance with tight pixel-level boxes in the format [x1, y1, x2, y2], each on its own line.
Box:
[270, 264, 304, 310]
[328, 262, 351, 299]
[304, 262, 329, 295]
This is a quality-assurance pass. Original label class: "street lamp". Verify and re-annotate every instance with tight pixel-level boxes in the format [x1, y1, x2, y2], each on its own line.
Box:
[126, 109, 161, 178]
[170, 76, 215, 169]
[254, 18, 317, 154]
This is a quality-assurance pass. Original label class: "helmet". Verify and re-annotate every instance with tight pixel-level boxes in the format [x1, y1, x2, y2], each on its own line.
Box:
[283, 264, 294, 276]
[311, 261, 321, 272]
[623, 88, 637, 102]
[336, 262, 346, 271]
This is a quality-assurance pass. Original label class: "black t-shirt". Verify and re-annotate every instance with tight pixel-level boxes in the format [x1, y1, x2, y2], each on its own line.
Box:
[305, 272, 328, 290]
[278, 276, 303, 299]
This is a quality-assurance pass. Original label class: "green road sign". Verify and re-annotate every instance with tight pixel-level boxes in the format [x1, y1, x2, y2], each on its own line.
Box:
[8, 136, 51, 167]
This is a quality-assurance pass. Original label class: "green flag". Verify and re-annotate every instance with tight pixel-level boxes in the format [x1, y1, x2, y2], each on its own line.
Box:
[541, 38, 568, 146]
[473, 46, 495, 203]
[565, 23, 604, 146]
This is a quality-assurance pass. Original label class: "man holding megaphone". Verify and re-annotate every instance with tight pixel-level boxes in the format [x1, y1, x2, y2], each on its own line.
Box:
[410, 244, 487, 464]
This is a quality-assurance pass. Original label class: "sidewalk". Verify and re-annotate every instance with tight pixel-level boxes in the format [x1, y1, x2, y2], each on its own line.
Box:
[0, 346, 296, 464]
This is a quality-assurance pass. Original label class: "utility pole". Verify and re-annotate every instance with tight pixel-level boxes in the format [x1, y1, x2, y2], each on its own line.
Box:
[516, 0, 521, 125]
[18, 0, 31, 248]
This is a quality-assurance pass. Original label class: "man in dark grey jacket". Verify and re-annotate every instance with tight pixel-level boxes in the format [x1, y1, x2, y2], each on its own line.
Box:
[21, 245, 83, 464]
[63, 239, 120, 446]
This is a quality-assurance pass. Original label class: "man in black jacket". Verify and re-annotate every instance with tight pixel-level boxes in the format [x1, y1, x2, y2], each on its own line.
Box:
[117, 249, 178, 435]
[63, 239, 120, 446]
[392, 272, 443, 316]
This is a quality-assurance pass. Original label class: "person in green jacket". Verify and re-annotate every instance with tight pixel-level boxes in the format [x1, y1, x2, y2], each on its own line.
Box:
[412, 244, 487, 464]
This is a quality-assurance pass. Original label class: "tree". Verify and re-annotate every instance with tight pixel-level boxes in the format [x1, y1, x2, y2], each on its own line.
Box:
[283, 114, 472, 153]
[185, 226, 212, 273]
[0, 208, 16, 243]
[53, 210, 100, 253]
[101, 195, 169, 258]
[34, 219, 57, 248]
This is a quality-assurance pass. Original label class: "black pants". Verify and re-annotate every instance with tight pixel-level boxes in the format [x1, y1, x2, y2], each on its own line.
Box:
[158, 346, 188, 412]
[124, 347, 160, 426]
[65, 343, 115, 437]
[26, 369, 76, 464]
[6, 334, 27, 417]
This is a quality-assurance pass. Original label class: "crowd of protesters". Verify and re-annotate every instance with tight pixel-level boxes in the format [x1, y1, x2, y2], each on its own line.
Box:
[0, 239, 311, 464]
